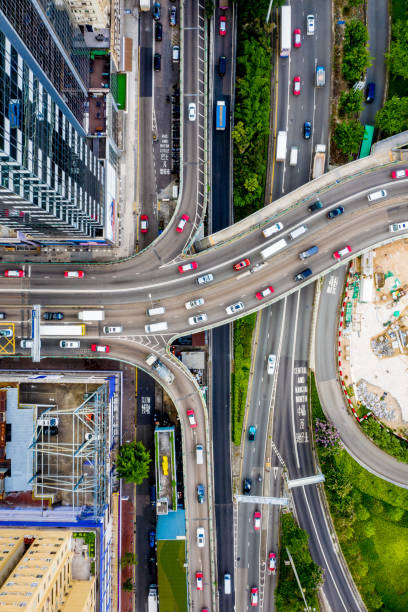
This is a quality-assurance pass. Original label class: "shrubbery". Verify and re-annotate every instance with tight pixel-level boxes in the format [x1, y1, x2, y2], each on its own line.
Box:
[275, 514, 322, 611]
[334, 119, 365, 158]
[231, 314, 256, 445]
[233, 0, 272, 220]
[341, 20, 371, 83]
[338, 89, 364, 117]
[360, 418, 408, 463]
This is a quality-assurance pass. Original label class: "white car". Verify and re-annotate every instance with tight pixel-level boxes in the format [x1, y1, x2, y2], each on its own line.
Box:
[307, 14, 315, 35]
[267, 354, 276, 375]
[262, 222, 283, 239]
[226, 301, 244, 315]
[389, 221, 408, 233]
[60, 340, 80, 349]
[20, 339, 33, 348]
[185, 297, 205, 310]
[188, 102, 196, 121]
[196, 527, 205, 548]
[197, 273, 213, 285]
[188, 313, 208, 326]
[103, 326, 123, 334]
[0, 329, 12, 337]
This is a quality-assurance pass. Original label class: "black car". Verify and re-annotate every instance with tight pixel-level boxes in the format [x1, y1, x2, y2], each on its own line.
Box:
[169, 5, 177, 26]
[38, 425, 58, 436]
[155, 22, 162, 41]
[243, 478, 252, 495]
[153, 2, 160, 20]
[303, 120, 312, 139]
[308, 200, 323, 213]
[327, 206, 344, 219]
[153, 53, 161, 71]
[218, 55, 227, 77]
[43, 312, 64, 320]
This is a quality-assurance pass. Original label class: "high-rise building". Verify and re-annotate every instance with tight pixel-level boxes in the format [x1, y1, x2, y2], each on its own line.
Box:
[0, 528, 96, 610]
[0, 0, 106, 241]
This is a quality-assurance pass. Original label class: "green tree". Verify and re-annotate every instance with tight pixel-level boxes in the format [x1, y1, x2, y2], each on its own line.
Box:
[355, 504, 370, 521]
[375, 96, 408, 135]
[344, 19, 369, 50]
[342, 46, 372, 83]
[204, 0, 214, 18]
[386, 20, 408, 80]
[120, 552, 138, 567]
[232, 121, 250, 154]
[122, 578, 135, 592]
[339, 89, 363, 117]
[116, 441, 151, 484]
[334, 120, 365, 157]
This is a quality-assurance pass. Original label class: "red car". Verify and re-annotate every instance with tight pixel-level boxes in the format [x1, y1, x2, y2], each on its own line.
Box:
[293, 75, 301, 95]
[268, 551, 277, 573]
[250, 587, 258, 607]
[233, 258, 250, 271]
[176, 214, 189, 233]
[219, 15, 226, 36]
[91, 344, 110, 353]
[140, 214, 149, 233]
[64, 270, 84, 278]
[4, 270, 24, 277]
[256, 286, 274, 300]
[333, 245, 352, 260]
[253, 510, 261, 531]
[178, 261, 198, 273]
[391, 168, 408, 179]
[187, 409, 197, 428]
[293, 28, 301, 47]
[196, 571, 203, 590]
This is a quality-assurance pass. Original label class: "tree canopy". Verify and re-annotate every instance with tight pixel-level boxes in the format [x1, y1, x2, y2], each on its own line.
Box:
[116, 441, 151, 484]
[334, 120, 365, 158]
[386, 20, 408, 81]
[375, 95, 408, 136]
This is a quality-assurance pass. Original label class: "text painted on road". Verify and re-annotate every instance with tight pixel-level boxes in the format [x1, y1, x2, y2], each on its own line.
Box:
[159, 134, 170, 176]
[141, 396, 152, 415]
[326, 276, 339, 294]
[294, 363, 309, 444]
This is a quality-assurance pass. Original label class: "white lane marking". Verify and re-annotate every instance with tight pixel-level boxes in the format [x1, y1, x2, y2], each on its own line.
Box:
[290, 291, 301, 469]
[301, 487, 356, 612]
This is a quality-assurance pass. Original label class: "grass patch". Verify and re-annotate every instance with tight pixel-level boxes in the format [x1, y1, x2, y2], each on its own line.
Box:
[275, 513, 322, 611]
[157, 540, 187, 612]
[316, 433, 408, 609]
[309, 371, 326, 421]
[232, 313, 257, 445]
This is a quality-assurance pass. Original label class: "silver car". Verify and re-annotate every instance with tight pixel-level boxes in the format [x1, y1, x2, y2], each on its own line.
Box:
[103, 326, 123, 334]
[307, 14, 315, 35]
[225, 301, 244, 315]
[60, 340, 80, 348]
[197, 273, 213, 285]
[196, 527, 205, 548]
[188, 102, 196, 121]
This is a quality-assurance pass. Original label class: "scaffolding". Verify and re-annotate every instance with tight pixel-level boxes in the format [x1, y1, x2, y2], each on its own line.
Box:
[29, 384, 108, 520]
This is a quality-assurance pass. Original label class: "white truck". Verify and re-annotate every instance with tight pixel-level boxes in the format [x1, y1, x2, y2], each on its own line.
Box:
[40, 324, 85, 336]
[148, 584, 158, 612]
[78, 310, 105, 321]
[146, 354, 175, 384]
[260, 238, 287, 260]
[140, 0, 150, 10]
[276, 131, 287, 162]
[312, 144, 326, 179]
[37, 417, 59, 427]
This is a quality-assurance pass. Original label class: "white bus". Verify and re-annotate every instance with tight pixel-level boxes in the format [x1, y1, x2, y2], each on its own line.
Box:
[280, 6, 291, 57]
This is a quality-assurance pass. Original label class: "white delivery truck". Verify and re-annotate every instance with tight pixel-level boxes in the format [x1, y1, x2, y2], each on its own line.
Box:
[147, 584, 158, 612]
[289, 146, 298, 166]
[78, 310, 105, 321]
[146, 354, 175, 384]
[260, 238, 287, 260]
[312, 144, 326, 179]
[145, 322, 168, 333]
[276, 131, 287, 162]
[289, 225, 308, 240]
[140, 0, 150, 10]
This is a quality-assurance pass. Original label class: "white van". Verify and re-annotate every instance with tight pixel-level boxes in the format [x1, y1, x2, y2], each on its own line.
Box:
[144, 321, 168, 333]
[289, 225, 308, 240]
[367, 189, 387, 202]
[196, 444, 204, 465]
[289, 146, 299, 166]
[262, 222, 283, 238]
[147, 306, 166, 317]
[224, 573, 231, 595]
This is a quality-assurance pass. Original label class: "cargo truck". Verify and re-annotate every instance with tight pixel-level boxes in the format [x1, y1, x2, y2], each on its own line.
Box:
[260, 238, 287, 260]
[140, 0, 150, 10]
[40, 324, 86, 336]
[276, 131, 287, 162]
[280, 6, 291, 57]
[316, 66, 325, 87]
[219, 0, 228, 8]
[78, 310, 105, 321]
[312, 144, 326, 179]
[146, 354, 175, 384]
[216, 100, 226, 130]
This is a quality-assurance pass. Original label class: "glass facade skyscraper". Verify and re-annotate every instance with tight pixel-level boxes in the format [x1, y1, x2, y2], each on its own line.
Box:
[0, 0, 105, 240]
